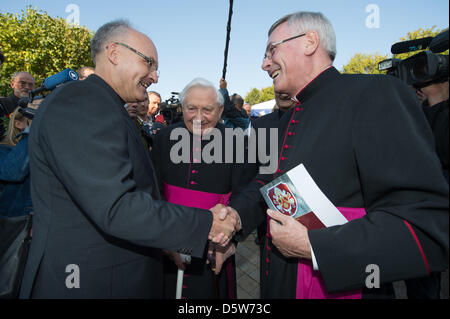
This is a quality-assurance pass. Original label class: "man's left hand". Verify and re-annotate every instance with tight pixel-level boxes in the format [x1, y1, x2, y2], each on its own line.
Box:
[267, 209, 312, 260]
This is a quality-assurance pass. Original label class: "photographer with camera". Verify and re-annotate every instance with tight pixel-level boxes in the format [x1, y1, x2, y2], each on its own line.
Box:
[0, 99, 42, 218]
[417, 78, 448, 181]
[406, 75, 448, 300]
[378, 30, 449, 299]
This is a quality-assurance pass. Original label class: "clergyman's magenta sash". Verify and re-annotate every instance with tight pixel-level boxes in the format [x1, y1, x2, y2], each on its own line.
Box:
[296, 207, 367, 299]
[162, 182, 235, 298]
[163, 182, 232, 210]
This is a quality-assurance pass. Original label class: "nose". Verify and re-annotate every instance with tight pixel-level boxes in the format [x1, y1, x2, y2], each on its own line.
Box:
[148, 69, 158, 84]
[262, 55, 272, 71]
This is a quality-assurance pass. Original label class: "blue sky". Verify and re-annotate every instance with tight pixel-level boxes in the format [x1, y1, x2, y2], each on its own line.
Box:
[1, 0, 449, 100]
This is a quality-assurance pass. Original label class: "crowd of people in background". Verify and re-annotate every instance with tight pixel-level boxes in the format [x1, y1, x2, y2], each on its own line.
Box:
[0, 10, 448, 300]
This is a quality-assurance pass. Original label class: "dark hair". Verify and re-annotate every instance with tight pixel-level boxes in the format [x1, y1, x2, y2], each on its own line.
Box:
[231, 94, 244, 108]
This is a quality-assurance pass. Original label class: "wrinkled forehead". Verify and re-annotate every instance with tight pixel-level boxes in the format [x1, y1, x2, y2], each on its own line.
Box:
[185, 86, 218, 104]
[14, 73, 35, 83]
[148, 94, 161, 102]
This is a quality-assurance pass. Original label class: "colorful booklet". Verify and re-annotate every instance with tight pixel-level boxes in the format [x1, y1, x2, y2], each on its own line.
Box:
[260, 164, 348, 230]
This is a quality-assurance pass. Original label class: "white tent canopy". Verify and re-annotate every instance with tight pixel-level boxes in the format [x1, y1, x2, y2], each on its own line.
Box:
[250, 99, 275, 117]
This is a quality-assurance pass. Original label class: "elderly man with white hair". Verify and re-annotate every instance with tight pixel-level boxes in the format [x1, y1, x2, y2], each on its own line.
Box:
[151, 77, 253, 299]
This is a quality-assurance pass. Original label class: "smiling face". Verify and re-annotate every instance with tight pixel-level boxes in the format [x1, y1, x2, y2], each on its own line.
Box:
[11, 72, 35, 98]
[262, 22, 308, 97]
[111, 30, 159, 103]
[182, 86, 223, 135]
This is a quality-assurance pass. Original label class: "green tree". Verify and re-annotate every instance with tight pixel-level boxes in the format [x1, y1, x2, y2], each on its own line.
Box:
[341, 53, 389, 74]
[0, 7, 94, 96]
[245, 88, 262, 105]
[245, 85, 274, 105]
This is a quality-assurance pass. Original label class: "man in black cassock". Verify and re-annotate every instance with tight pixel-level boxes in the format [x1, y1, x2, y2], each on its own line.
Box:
[218, 11, 449, 299]
[151, 78, 252, 299]
[19, 21, 238, 299]
[249, 92, 296, 296]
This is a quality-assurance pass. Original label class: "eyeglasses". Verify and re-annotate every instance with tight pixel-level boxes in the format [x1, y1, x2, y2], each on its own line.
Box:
[263, 33, 306, 61]
[114, 42, 160, 77]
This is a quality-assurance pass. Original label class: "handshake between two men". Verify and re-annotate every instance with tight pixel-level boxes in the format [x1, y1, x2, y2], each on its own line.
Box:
[164, 204, 240, 274]
[206, 204, 240, 274]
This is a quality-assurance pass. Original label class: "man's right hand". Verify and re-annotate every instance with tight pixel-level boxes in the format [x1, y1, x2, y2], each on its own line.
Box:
[208, 204, 239, 246]
[220, 78, 227, 89]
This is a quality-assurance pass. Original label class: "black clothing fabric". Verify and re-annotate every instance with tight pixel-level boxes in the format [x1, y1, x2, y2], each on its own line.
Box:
[151, 122, 251, 299]
[231, 67, 449, 298]
[422, 99, 449, 180]
[20, 75, 213, 298]
[6, 94, 20, 113]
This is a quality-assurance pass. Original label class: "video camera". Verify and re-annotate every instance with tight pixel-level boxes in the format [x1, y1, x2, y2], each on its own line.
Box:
[160, 92, 183, 125]
[378, 29, 449, 88]
[17, 68, 79, 119]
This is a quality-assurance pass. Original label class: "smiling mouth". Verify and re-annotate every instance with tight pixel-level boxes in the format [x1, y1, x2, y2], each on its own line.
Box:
[270, 70, 280, 79]
[140, 81, 150, 89]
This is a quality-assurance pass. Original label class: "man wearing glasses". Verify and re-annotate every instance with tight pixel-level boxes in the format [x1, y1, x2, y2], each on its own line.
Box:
[220, 11, 448, 299]
[6, 71, 35, 111]
[20, 20, 239, 298]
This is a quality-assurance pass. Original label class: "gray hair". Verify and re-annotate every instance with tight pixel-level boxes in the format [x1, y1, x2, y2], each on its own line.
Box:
[11, 71, 34, 82]
[269, 11, 337, 62]
[179, 78, 224, 107]
[91, 19, 131, 65]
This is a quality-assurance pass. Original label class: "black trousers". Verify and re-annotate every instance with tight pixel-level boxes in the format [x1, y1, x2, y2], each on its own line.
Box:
[405, 272, 442, 299]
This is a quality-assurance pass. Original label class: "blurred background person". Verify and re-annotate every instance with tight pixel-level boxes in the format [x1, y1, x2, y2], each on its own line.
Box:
[125, 96, 153, 151]
[0, 99, 42, 217]
[243, 103, 252, 117]
[76, 66, 95, 81]
[7, 72, 35, 110]
[219, 78, 250, 130]
[405, 77, 449, 299]
[147, 91, 166, 125]
[417, 79, 448, 181]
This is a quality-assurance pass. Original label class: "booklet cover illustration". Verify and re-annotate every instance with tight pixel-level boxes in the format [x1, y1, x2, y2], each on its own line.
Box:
[260, 164, 348, 230]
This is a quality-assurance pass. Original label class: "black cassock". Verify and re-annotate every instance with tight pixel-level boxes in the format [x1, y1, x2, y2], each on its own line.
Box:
[232, 67, 449, 298]
[151, 122, 252, 299]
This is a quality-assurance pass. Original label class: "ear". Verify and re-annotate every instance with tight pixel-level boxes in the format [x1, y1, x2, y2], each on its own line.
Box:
[14, 119, 26, 130]
[218, 104, 224, 119]
[106, 42, 120, 65]
[304, 31, 320, 56]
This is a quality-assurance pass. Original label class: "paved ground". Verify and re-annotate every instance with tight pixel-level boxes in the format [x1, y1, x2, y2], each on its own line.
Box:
[235, 231, 449, 299]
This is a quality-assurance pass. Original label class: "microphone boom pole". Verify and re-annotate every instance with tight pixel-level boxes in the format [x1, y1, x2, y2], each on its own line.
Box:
[222, 0, 234, 80]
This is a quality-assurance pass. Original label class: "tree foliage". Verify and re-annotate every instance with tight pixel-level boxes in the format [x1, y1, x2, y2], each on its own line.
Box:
[341, 53, 389, 74]
[0, 7, 94, 96]
[245, 85, 275, 105]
